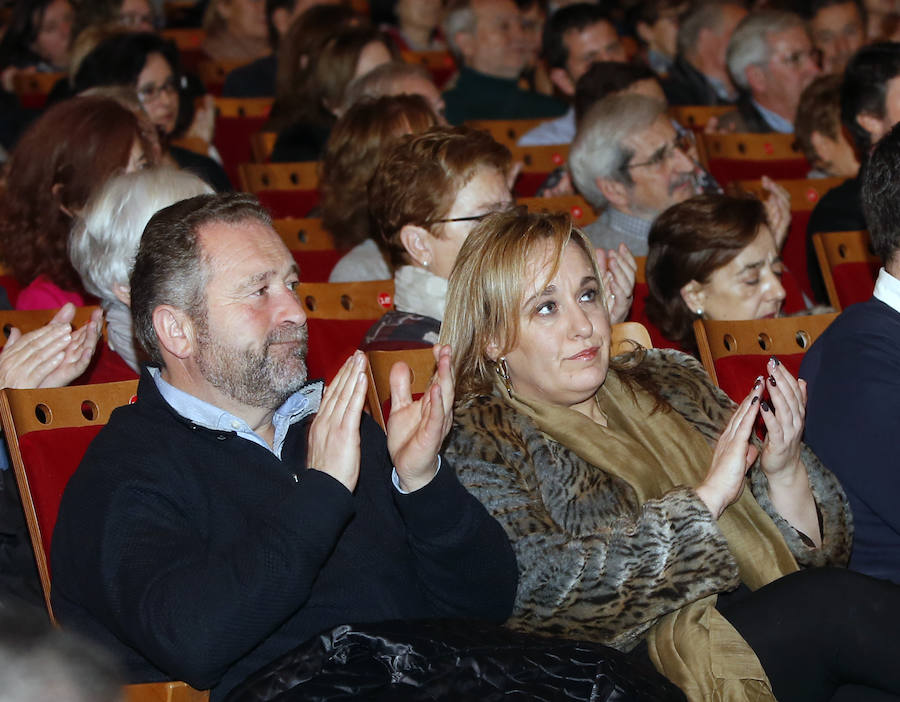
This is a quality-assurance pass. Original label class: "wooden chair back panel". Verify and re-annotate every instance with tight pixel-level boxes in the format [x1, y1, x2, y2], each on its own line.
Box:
[509, 144, 570, 172]
[466, 118, 550, 148]
[812, 230, 879, 311]
[400, 50, 457, 88]
[519, 195, 597, 226]
[214, 97, 273, 118]
[693, 314, 837, 401]
[701, 133, 809, 183]
[124, 681, 209, 702]
[239, 162, 319, 191]
[12, 72, 64, 109]
[735, 177, 846, 212]
[197, 60, 248, 94]
[0, 306, 102, 347]
[273, 218, 335, 250]
[668, 105, 733, 130]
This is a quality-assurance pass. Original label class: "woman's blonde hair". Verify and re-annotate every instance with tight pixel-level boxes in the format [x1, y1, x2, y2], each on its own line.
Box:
[440, 210, 606, 403]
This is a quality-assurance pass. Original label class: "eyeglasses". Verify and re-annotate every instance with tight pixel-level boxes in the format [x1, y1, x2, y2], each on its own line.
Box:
[772, 48, 817, 68]
[136, 76, 180, 105]
[117, 11, 156, 28]
[625, 132, 694, 170]
[425, 203, 522, 226]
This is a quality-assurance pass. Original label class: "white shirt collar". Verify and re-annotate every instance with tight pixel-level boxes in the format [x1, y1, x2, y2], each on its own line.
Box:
[872, 267, 900, 313]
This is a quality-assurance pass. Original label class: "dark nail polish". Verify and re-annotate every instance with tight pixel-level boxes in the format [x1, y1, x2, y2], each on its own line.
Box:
[751, 396, 759, 404]
[768, 376, 776, 387]
[754, 378, 762, 388]
[769, 355, 780, 366]
[761, 400, 770, 412]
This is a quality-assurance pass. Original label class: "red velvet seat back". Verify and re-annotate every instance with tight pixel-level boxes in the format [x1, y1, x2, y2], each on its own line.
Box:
[713, 352, 805, 403]
[832, 261, 879, 308]
[255, 190, 321, 218]
[0, 274, 21, 307]
[782, 211, 813, 300]
[781, 267, 808, 314]
[213, 115, 269, 187]
[514, 172, 550, 198]
[290, 250, 344, 283]
[707, 158, 809, 184]
[306, 318, 384, 383]
[19, 425, 107, 565]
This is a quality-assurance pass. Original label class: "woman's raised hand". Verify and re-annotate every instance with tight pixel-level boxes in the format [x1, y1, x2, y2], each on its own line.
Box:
[696, 380, 763, 518]
[758, 356, 806, 479]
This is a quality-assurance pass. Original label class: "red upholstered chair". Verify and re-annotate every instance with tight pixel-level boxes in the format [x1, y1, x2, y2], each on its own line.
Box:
[668, 105, 734, 132]
[736, 177, 846, 300]
[400, 50, 457, 89]
[197, 59, 247, 96]
[465, 118, 552, 148]
[519, 195, 598, 226]
[363, 322, 651, 431]
[508, 144, 570, 197]
[693, 313, 838, 402]
[239, 162, 320, 218]
[0, 263, 21, 308]
[0, 381, 209, 702]
[12, 71, 64, 110]
[272, 218, 341, 283]
[250, 131, 278, 162]
[700, 133, 809, 185]
[628, 257, 685, 351]
[812, 230, 880, 311]
[299, 280, 395, 383]
[160, 27, 206, 72]
[213, 97, 273, 186]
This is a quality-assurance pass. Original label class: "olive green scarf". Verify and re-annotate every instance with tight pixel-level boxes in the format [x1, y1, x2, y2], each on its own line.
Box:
[501, 368, 798, 701]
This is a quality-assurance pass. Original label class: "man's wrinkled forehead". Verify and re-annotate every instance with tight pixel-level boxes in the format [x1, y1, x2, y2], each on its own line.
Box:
[623, 115, 672, 159]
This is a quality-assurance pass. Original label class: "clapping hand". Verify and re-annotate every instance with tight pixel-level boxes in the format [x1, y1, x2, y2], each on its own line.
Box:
[387, 344, 455, 493]
[596, 243, 637, 324]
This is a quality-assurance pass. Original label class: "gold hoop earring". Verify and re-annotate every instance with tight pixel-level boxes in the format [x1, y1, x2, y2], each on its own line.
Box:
[495, 357, 513, 398]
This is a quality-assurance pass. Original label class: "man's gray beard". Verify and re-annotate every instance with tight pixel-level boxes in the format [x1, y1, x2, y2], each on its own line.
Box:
[195, 316, 309, 410]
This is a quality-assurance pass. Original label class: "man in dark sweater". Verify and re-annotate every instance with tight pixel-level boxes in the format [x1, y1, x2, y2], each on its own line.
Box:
[801, 122, 900, 584]
[50, 193, 517, 700]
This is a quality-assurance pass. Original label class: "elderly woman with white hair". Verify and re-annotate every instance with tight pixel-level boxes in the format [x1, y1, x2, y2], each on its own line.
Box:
[69, 167, 212, 377]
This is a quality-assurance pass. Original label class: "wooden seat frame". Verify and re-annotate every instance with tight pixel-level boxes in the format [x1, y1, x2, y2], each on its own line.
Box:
[812, 230, 879, 311]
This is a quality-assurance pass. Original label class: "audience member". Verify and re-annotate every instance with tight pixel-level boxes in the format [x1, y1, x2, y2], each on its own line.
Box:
[323, 95, 440, 283]
[364, 126, 515, 348]
[862, 0, 896, 39]
[806, 42, 900, 302]
[801, 120, 900, 585]
[382, 0, 445, 51]
[719, 10, 820, 133]
[516, 0, 552, 95]
[662, 1, 747, 106]
[202, 0, 270, 63]
[441, 0, 567, 124]
[0, 96, 158, 310]
[270, 25, 393, 162]
[340, 61, 446, 120]
[69, 167, 213, 376]
[0, 610, 124, 702]
[630, 0, 687, 78]
[0, 0, 74, 77]
[74, 33, 231, 191]
[645, 194, 787, 352]
[51, 192, 517, 700]
[441, 206, 900, 702]
[570, 94, 702, 255]
[74, 0, 157, 36]
[806, 0, 866, 74]
[794, 73, 860, 178]
[519, 3, 626, 146]
[221, 0, 309, 97]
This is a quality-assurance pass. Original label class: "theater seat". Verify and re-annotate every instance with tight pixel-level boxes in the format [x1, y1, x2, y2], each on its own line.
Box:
[701, 133, 809, 184]
[239, 162, 320, 218]
[812, 230, 880, 311]
[693, 313, 838, 402]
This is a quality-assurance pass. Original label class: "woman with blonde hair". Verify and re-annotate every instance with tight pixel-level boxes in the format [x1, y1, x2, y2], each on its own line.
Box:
[440, 208, 900, 702]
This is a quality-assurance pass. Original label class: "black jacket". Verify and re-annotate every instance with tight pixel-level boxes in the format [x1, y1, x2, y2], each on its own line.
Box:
[51, 369, 517, 699]
[662, 56, 735, 107]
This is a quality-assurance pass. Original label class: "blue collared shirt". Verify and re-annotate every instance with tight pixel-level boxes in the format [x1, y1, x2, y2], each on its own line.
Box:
[150, 367, 322, 460]
[752, 100, 793, 134]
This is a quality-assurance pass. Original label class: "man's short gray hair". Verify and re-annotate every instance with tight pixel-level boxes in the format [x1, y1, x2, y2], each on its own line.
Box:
[342, 61, 433, 111]
[69, 167, 212, 307]
[443, 0, 477, 60]
[727, 10, 806, 91]
[677, 2, 727, 59]
[570, 94, 667, 208]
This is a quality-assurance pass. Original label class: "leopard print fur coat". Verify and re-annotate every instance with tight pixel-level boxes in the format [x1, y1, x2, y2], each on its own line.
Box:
[444, 349, 852, 652]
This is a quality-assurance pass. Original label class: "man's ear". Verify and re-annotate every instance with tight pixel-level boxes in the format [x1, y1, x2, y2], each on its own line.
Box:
[152, 305, 196, 361]
[745, 64, 766, 95]
[399, 224, 434, 268]
[856, 111, 885, 142]
[680, 279, 705, 312]
[597, 177, 631, 211]
[270, 7, 291, 39]
[549, 66, 575, 97]
[454, 30, 476, 64]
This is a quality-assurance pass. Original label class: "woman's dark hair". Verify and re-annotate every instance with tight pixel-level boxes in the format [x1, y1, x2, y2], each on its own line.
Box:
[73, 32, 195, 138]
[269, 22, 393, 133]
[0, 96, 159, 293]
[645, 194, 768, 348]
[0, 0, 66, 69]
[320, 94, 439, 251]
